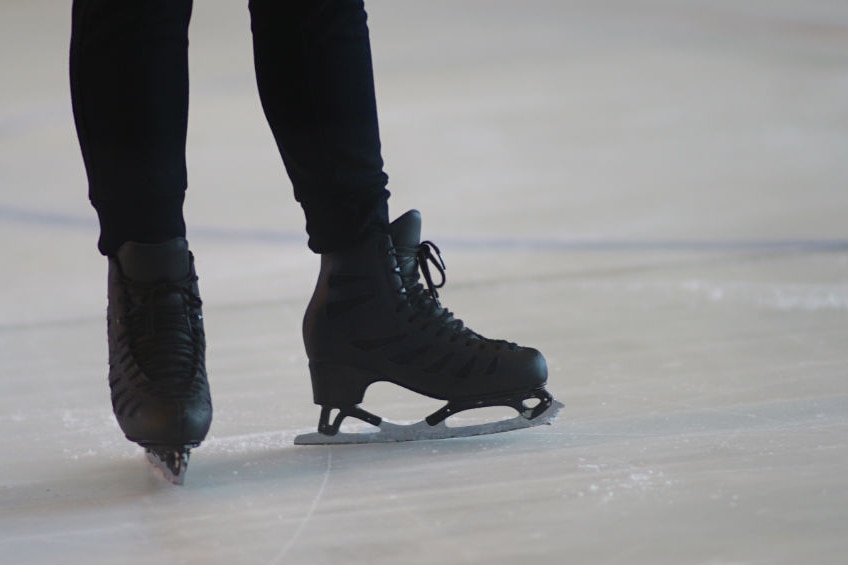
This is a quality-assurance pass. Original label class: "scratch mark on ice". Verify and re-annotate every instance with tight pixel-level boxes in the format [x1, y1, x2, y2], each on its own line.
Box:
[270, 449, 333, 564]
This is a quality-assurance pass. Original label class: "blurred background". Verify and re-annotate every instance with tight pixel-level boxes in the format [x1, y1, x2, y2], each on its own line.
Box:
[2, 0, 847, 324]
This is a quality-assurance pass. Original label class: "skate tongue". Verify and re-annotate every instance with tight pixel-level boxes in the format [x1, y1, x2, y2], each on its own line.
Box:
[389, 209, 422, 248]
[115, 239, 191, 283]
[389, 210, 447, 299]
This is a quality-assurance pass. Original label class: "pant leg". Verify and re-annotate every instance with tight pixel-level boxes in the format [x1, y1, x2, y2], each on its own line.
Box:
[70, 0, 193, 256]
[249, 0, 390, 254]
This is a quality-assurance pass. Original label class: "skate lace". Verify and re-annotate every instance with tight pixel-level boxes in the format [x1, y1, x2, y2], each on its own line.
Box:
[393, 241, 484, 343]
[122, 275, 205, 393]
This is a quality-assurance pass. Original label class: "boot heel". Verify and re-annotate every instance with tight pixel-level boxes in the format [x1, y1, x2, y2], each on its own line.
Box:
[308, 361, 376, 406]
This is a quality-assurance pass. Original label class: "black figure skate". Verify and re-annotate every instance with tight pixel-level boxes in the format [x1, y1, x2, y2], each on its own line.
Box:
[107, 239, 212, 483]
[296, 210, 562, 444]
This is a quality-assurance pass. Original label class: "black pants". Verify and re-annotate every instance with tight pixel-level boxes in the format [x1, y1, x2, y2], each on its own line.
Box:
[70, 0, 390, 255]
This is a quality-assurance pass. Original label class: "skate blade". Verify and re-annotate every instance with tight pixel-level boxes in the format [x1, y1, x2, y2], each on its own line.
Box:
[294, 399, 563, 445]
[145, 447, 191, 485]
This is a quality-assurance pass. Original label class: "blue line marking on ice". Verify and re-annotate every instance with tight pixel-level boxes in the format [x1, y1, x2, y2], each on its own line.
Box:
[2, 204, 847, 252]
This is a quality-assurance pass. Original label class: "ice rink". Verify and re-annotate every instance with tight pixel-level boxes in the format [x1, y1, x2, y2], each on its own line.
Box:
[2, 0, 847, 563]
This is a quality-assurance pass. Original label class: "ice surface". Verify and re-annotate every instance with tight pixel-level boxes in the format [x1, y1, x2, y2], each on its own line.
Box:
[1, 1, 847, 564]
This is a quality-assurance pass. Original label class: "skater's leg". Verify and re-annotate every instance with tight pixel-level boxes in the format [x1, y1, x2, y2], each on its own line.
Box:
[70, 0, 192, 256]
[70, 0, 210, 482]
[249, 0, 390, 253]
[249, 1, 557, 442]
